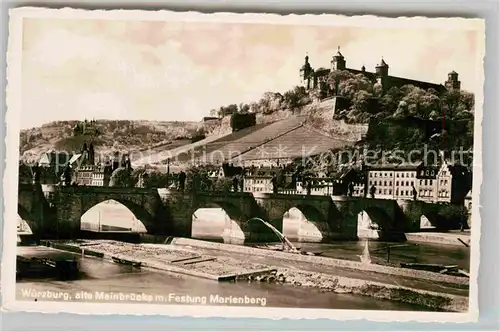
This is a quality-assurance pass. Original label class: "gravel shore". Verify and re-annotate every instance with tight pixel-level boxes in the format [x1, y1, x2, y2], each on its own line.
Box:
[51, 240, 468, 312]
[273, 267, 467, 312]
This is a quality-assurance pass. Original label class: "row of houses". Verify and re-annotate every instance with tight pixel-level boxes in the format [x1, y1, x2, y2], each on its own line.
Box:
[217, 161, 471, 205]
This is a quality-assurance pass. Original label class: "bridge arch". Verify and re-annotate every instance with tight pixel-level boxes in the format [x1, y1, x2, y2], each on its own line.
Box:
[191, 201, 248, 244]
[80, 199, 153, 234]
[283, 205, 331, 242]
[18, 204, 36, 236]
[356, 206, 393, 240]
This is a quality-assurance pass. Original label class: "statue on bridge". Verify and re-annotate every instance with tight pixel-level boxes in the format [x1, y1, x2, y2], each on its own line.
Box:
[271, 173, 278, 194]
[63, 165, 72, 186]
[348, 182, 354, 197]
[369, 184, 376, 198]
[178, 171, 186, 192]
[232, 176, 239, 192]
[31, 163, 41, 184]
[412, 185, 418, 201]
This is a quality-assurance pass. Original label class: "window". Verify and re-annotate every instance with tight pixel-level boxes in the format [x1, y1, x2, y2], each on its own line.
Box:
[405, 190, 409, 196]
[411, 181, 414, 186]
[431, 170, 435, 176]
[424, 179, 428, 186]
[396, 181, 399, 186]
[384, 181, 387, 186]
[396, 173, 399, 178]
[383, 189, 387, 194]
[378, 189, 382, 194]
[389, 181, 392, 186]
[420, 170, 424, 176]
[389, 190, 392, 195]
[429, 180, 433, 186]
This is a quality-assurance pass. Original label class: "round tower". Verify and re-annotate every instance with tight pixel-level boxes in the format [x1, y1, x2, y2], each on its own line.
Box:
[375, 57, 389, 77]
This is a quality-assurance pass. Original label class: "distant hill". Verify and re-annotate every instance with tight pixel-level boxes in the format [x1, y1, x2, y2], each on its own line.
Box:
[19, 120, 201, 161]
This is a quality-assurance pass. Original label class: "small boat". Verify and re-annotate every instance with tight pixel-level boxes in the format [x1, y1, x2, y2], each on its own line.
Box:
[400, 263, 468, 276]
[16, 256, 79, 279]
[111, 256, 142, 268]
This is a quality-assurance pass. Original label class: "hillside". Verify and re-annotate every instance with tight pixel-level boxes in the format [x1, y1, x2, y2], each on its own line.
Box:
[19, 120, 200, 161]
[20, 98, 369, 166]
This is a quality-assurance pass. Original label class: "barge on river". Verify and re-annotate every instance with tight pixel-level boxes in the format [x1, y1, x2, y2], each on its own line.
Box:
[16, 256, 79, 280]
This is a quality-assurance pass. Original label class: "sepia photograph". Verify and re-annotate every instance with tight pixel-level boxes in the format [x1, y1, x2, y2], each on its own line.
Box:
[2, 7, 484, 321]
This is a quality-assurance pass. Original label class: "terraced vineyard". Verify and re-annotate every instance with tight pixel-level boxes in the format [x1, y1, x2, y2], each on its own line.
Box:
[232, 125, 355, 162]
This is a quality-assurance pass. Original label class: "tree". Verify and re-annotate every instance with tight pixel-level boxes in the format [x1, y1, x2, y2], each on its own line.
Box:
[143, 171, 170, 188]
[399, 85, 440, 119]
[238, 103, 250, 113]
[109, 168, 136, 188]
[185, 166, 213, 192]
[282, 86, 309, 110]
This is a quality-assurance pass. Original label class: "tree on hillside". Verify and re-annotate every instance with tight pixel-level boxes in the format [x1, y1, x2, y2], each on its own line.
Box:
[282, 86, 310, 111]
[217, 104, 238, 118]
[327, 70, 354, 95]
[379, 86, 404, 114]
[443, 89, 475, 120]
[399, 85, 441, 119]
[259, 92, 283, 114]
[338, 74, 373, 100]
[238, 103, 250, 113]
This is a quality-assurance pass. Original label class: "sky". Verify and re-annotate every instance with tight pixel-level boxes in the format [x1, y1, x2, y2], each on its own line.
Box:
[20, 18, 482, 129]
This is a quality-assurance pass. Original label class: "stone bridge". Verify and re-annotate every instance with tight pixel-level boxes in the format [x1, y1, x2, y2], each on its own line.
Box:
[17, 184, 456, 242]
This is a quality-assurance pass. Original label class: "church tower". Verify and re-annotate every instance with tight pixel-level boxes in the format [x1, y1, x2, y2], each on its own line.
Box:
[89, 142, 95, 166]
[81, 141, 89, 165]
[445, 71, 461, 90]
[331, 46, 346, 71]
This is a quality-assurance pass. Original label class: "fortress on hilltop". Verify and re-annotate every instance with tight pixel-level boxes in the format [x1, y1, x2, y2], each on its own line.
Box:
[299, 47, 461, 95]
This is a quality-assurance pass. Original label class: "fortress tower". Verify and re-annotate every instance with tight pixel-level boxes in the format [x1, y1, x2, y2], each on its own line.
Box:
[445, 71, 461, 90]
[331, 46, 346, 71]
[299, 54, 313, 89]
[299, 48, 456, 97]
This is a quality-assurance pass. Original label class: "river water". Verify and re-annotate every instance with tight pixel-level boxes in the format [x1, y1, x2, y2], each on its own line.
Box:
[193, 236, 470, 271]
[16, 246, 436, 311]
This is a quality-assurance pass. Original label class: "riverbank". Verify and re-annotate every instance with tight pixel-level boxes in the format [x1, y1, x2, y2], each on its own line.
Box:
[36, 239, 469, 312]
[171, 238, 469, 286]
[405, 231, 471, 247]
